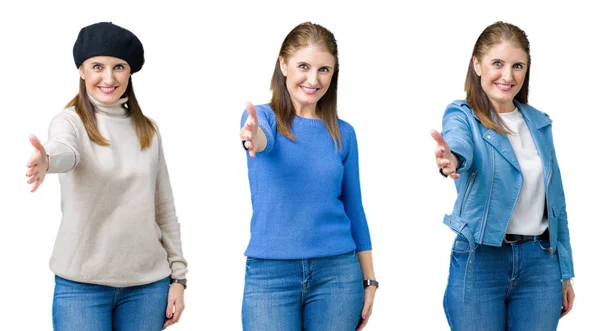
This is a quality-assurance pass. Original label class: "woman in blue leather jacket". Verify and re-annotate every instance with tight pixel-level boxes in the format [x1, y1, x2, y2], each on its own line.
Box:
[430, 21, 575, 330]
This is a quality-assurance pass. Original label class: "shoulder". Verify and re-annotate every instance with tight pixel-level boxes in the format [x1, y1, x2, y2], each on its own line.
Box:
[516, 101, 552, 122]
[444, 99, 475, 117]
[50, 107, 83, 130]
[337, 118, 356, 138]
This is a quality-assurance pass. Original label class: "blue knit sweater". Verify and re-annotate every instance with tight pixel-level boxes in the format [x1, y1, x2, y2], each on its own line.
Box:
[241, 104, 372, 259]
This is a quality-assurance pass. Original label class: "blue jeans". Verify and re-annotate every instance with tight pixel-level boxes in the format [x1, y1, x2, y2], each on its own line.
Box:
[52, 275, 170, 331]
[242, 251, 364, 331]
[444, 235, 563, 331]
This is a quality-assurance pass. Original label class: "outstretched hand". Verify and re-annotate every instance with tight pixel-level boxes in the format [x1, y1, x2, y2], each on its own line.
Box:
[430, 130, 459, 179]
[25, 134, 49, 192]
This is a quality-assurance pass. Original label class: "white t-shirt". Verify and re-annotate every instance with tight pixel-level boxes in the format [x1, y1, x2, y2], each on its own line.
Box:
[499, 108, 548, 235]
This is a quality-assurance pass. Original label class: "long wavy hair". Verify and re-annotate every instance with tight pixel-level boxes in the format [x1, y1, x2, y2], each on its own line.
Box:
[270, 22, 342, 148]
[465, 21, 531, 134]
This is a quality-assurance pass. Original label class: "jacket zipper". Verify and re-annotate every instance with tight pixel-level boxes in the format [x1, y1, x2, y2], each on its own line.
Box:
[547, 157, 554, 255]
[479, 151, 495, 243]
[459, 170, 477, 216]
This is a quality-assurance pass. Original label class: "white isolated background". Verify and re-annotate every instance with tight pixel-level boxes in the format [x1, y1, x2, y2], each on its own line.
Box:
[0, 0, 598, 330]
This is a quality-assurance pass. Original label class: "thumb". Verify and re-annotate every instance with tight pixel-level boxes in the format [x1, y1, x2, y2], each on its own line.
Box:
[246, 101, 257, 121]
[429, 129, 446, 147]
[29, 134, 44, 152]
[165, 299, 175, 318]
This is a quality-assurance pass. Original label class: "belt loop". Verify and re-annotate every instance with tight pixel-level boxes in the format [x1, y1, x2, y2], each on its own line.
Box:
[460, 227, 476, 306]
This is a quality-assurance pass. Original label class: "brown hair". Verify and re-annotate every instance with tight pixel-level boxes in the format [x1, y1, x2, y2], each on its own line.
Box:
[270, 22, 342, 148]
[66, 77, 156, 149]
[465, 21, 531, 134]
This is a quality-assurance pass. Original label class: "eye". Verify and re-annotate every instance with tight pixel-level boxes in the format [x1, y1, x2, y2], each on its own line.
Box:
[298, 63, 309, 70]
[92, 64, 102, 70]
[319, 67, 330, 73]
[513, 63, 524, 69]
[492, 61, 503, 67]
[114, 64, 125, 70]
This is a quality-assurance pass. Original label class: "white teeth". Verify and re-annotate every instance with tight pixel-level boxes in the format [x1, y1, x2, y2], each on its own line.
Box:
[496, 83, 511, 89]
[99, 87, 116, 92]
[301, 86, 317, 93]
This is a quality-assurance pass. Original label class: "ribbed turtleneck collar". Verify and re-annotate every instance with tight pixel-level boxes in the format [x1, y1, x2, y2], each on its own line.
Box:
[88, 94, 129, 119]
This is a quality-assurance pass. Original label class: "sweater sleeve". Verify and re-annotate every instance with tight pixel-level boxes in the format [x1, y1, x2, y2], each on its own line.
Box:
[44, 112, 80, 173]
[441, 104, 475, 173]
[240, 104, 277, 154]
[340, 125, 372, 252]
[154, 127, 188, 279]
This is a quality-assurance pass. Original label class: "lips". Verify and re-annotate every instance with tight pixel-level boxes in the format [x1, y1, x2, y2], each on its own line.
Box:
[98, 86, 117, 94]
[495, 83, 513, 91]
[300, 86, 318, 95]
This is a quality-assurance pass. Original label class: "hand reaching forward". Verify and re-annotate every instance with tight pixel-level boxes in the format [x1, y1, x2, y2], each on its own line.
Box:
[26, 134, 49, 192]
[430, 130, 460, 179]
[240, 102, 259, 158]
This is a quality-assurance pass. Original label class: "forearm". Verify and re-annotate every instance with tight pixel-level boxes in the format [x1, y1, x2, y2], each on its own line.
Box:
[44, 141, 78, 173]
[357, 250, 375, 280]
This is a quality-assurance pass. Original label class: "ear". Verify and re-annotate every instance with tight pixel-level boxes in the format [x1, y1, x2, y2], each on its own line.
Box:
[472, 56, 481, 77]
[79, 66, 85, 80]
[279, 56, 287, 77]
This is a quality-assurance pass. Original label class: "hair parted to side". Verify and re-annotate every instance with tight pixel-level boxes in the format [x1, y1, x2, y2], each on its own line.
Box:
[465, 21, 531, 134]
[270, 22, 342, 148]
[66, 77, 156, 150]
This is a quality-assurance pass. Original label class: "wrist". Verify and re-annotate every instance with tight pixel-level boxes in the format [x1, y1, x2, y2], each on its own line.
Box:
[363, 279, 379, 289]
[562, 279, 574, 287]
[170, 278, 187, 289]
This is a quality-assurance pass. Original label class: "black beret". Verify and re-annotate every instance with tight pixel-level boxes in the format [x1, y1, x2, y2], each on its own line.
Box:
[73, 22, 144, 73]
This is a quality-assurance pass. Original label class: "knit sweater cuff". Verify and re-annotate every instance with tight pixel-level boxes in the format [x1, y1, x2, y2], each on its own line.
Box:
[356, 243, 372, 252]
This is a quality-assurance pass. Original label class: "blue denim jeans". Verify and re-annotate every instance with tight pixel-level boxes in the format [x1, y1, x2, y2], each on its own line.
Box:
[443, 235, 563, 331]
[242, 251, 364, 331]
[52, 275, 170, 331]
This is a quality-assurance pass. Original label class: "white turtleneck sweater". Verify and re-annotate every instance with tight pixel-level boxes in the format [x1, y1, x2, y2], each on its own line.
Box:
[500, 108, 548, 235]
[43, 96, 187, 287]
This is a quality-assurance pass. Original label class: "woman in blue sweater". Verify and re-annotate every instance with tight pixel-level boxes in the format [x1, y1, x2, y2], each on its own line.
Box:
[239, 22, 377, 331]
[431, 22, 575, 330]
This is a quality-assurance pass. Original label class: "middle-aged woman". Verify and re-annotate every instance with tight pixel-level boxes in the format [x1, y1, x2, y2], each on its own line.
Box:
[25, 22, 187, 330]
[431, 21, 575, 330]
[239, 22, 377, 330]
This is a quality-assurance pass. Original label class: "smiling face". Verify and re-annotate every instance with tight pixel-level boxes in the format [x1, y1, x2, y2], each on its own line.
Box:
[473, 41, 528, 113]
[79, 56, 131, 104]
[279, 44, 336, 116]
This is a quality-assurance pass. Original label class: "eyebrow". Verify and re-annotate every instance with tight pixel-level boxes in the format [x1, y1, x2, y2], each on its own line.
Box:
[491, 58, 527, 65]
[296, 61, 333, 69]
[90, 62, 128, 66]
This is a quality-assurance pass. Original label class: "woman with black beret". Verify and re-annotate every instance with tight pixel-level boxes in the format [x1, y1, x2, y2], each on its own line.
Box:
[25, 22, 187, 330]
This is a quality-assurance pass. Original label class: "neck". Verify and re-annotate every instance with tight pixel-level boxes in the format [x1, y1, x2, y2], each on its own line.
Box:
[492, 100, 516, 114]
[293, 101, 319, 119]
[88, 94, 129, 119]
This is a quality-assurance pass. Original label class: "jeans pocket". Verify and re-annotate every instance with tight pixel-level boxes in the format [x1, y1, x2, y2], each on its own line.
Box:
[537, 239, 552, 251]
[451, 235, 470, 254]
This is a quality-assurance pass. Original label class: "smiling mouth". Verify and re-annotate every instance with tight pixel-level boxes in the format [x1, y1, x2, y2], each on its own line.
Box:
[98, 86, 118, 94]
[495, 83, 513, 91]
[300, 86, 318, 94]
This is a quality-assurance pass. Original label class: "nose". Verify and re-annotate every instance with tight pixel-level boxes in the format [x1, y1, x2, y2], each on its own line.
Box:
[501, 66, 514, 82]
[306, 69, 318, 85]
[103, 69, 115, 85]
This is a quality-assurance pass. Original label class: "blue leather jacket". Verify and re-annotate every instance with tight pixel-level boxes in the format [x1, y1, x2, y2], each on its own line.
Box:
[441, 99, 574, 280]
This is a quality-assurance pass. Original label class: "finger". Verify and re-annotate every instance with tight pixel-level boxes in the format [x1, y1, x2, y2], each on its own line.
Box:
[171, 302, 183, 323]
[27, 153, 41, 168]
[437, 159, 451, 169]
[429, 129, 447, 147]
[29, 134, 44, 152]
[31, 179, 41, 193]
[246, 102, 257, 121]
[165, 300, 175, 319]
[26, 166, 37, 177]
[244, 140, 254, 151]
[435, 147, 447, 158]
